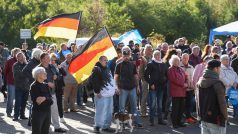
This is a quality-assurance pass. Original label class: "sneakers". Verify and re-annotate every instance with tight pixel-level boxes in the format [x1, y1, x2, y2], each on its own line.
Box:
[185, 117, 196, 124]
[101, 128, 115, 133]
[55, 128, 67, 133]
[94, 126, 100, 133]
[60, 118, 66, 123]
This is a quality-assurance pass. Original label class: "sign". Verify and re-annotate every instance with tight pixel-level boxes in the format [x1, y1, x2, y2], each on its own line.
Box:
[20, 29, 31, 39]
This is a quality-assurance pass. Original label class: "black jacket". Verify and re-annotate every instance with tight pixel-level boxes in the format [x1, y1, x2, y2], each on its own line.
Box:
[197, 69, 227, 126]
[144, 60, 168, 90]
[30, 81, 53, 112]
[231, 57, 238, 75]
[13, 62, 28, 90]
[55, 67, 66, 94]
[22, 58, 40, 86]
[87, 62, 111, 94]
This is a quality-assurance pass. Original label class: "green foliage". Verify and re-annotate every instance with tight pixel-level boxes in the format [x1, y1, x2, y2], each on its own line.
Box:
[0, 0, 238, 48]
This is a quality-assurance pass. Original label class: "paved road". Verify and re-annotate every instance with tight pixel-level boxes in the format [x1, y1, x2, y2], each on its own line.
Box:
[0, 94, 237, 134]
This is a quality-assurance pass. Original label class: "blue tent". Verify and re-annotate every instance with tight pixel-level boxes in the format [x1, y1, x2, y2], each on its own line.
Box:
[209, 21, 238, 44]
[116, 29, 143, 45]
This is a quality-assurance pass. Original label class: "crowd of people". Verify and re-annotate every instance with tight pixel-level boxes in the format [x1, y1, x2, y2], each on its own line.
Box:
[0, 35, 238, 134]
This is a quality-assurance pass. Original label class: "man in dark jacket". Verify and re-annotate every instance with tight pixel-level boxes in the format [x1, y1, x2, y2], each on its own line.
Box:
[12, 52, 28, 121]
[22, 48, 43, 85]
[22, 48, 42, 125]
[4, 48, 21, 117]
[231, 49, 238, 75]
[197, 60, 227, 134]
[144, 50, 168, 126]
[39, 52, 66, 133]
[89, 56, 116, 133]
[114, 46, 143, 128]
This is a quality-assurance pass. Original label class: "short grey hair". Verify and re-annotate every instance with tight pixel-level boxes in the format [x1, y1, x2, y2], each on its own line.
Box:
[181, 53, 189, 59]
[169, 55, 180, 66]
[31, 48, 43, 59]
[220, 54, 229, 62]
[32, 67, 46, 79]
[161, 42, 168, 47]
[153, 50, 161, 59]
[144, 44, 152, 50]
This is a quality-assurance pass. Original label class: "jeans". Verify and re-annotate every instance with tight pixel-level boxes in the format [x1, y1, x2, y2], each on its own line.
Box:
[119, 88, 142, 125]
[233, 104, 238, 122]
[77, 85, 84, 106]
[201, 121, 226, 134]
[148, 87, 164, 122]
[14, 89, 29, 118]
[6, 84, 15, 115]
[94, 96, 113, 129]
[113, 94, 119, 113]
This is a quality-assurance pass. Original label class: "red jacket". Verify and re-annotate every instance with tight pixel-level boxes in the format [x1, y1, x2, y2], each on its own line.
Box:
[168, 66, 186, 97]
[4, 57, 17, 85]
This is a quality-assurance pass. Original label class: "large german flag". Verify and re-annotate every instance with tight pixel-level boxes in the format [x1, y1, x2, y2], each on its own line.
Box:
[34, 12, 82, 40]
[68, 27, 117, 84]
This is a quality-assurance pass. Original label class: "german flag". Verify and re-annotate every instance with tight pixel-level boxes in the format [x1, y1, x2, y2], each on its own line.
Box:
[68, 27, 117, 84]
[34, 12, 82, 40]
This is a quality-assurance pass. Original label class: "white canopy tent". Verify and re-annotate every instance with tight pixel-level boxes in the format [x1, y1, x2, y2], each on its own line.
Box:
[209, 21, 238, 44]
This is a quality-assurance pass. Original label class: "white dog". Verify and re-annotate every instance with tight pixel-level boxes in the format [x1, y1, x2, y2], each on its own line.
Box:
[114, 113, 133, 133]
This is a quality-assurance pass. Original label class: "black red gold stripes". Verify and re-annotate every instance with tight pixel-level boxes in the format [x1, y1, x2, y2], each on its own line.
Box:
[34, 12, 82, 39]
[68, 27, 117, 84]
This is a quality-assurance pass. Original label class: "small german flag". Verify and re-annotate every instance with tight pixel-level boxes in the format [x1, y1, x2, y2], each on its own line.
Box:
[34, 12, 82, 40]
[68, 27, 117, 84]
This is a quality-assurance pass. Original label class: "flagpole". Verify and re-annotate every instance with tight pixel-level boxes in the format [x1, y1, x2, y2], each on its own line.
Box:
[104, 26, 115, 46]
[75, 11, 82, 45]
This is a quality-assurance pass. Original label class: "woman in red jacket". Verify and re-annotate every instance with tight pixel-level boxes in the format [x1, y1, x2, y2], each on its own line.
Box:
[168, 55, 187, 128]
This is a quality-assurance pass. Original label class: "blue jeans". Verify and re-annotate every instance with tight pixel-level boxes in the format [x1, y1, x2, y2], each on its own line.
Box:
[94, 96, 113, 129]
[233, 104, 238, 122]
[148, 88, 164, 122]
[14, 89, 29, 118]
[201, 121, 226, 134]
[6, 84, 15, 115]
[119, 88, 142, 125]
